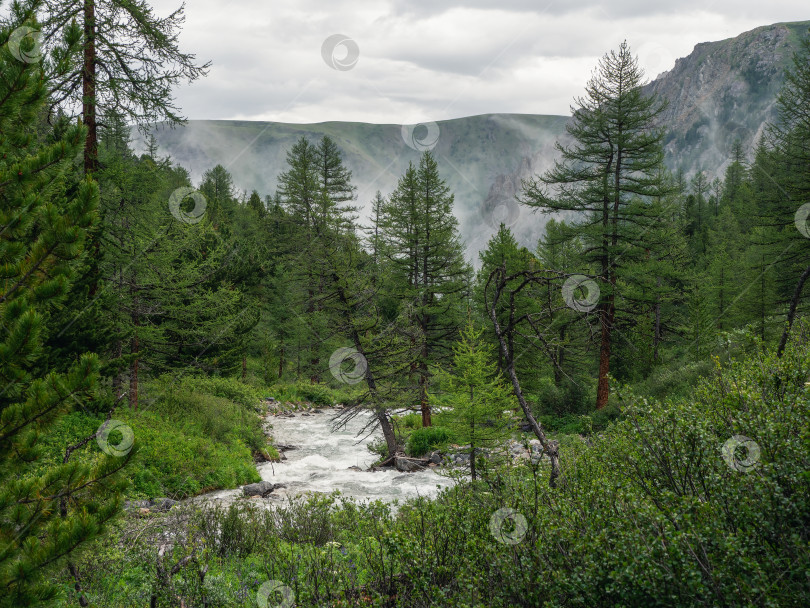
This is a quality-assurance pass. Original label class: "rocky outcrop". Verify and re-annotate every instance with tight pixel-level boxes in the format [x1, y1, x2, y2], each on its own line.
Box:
[643, 21, 808, 177]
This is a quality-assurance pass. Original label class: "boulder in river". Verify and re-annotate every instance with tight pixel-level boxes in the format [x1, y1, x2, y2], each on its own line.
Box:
[242, 481, 279, 497]
[394, 454, 427, 472]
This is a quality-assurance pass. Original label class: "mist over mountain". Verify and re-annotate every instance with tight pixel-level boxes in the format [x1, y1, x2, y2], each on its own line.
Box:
[138, 20, 810, 262]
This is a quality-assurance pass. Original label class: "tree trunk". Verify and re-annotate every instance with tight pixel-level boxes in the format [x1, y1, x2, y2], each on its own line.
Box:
[242, 355, 247, 380]
[595, 296, 614, 410]
[777, 263, 810, 357]
[129, 332, 139, 411]
[419, 362, 431, 427]
[82, 0, 98, 174]
[653, 277, 661, 363]
[487, 286, 560, 487]
[278, 344, 285, 379]
[112, 338, 123, 399]
[469, 420, 476, 481]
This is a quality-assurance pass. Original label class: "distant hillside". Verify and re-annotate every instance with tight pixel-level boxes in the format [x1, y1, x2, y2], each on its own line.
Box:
[139, 20, 810, 261]
[138, 114, 569, 260]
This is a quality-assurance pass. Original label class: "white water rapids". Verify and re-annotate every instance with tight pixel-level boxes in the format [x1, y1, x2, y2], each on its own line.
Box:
[201, 409, 456, 506]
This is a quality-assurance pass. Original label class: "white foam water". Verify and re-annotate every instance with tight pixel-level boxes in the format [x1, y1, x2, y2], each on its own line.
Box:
[200, 409, 455, 506]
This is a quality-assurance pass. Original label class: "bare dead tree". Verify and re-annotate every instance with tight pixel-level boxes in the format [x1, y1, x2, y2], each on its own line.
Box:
[777, 263, 810, 357]
[483, 264, 594, 488]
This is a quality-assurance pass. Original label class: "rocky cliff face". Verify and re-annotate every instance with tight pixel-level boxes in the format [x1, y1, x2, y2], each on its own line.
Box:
[646, 20, 809, 176]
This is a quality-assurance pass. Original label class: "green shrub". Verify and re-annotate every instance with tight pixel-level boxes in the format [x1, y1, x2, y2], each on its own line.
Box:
[174, 375, 262, 411]
[535, 375, 593, 417]
[406, 426, 450, 456]
[294, 382, 334, 406]
[398, 412, 423, 429]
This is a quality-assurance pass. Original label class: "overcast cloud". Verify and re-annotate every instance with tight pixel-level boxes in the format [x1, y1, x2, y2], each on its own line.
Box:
[154, 0, 807, 124]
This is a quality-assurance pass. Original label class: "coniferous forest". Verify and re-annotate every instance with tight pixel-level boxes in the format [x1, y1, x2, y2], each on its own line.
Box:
[1, 1, 809, 606]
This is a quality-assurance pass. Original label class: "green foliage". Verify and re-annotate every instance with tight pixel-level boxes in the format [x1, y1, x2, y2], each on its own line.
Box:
[174, 375, 262, 412]
[405, 425, 451, 456]
[432, 322, 514, 475]
[534, 375, 594, 417]
[267, 381, 356, 406]
[55, 337, 810, 606]
[378, 152, 471, 422]
[0, 14, 126, 605]
[116, 379, 263, 497]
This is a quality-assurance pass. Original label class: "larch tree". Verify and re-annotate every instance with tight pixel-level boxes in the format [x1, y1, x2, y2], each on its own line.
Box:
[519, 41, 672, 409]
[380, 152, 469, 427]
[436, 322, 513, 480]
[38, 0, 210, 173]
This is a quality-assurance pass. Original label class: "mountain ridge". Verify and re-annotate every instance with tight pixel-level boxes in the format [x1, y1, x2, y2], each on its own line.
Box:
[140, 20, 810, 261]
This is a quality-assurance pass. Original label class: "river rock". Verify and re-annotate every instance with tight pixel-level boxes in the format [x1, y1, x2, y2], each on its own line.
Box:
[429, 451, 443, 465]
[347, 465, 362, 471]
[395, 455, 426, 472]
[242, 481, 278, 497]
[151, 497, 179, 512]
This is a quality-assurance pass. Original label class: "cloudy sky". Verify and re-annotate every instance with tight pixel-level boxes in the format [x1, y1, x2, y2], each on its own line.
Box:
[156, 0, 808, 124]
